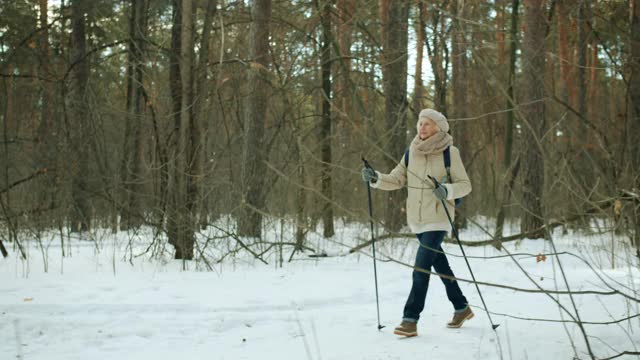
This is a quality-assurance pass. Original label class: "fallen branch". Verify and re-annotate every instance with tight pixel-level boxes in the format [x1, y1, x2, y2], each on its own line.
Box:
[383, 256, 638, 300]
[472, 305, 640, 325]
[347, 200, 618, 253]
[599, 351, 640, 360]
[205, 223, 317, 265]
[207, 224, 269, 265]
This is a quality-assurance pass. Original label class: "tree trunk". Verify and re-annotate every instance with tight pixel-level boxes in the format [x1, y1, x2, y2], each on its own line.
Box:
[519, 0, 546, 238]
[167, 0, 195, 260]
[37, 0, 54, 168]
[167, 0, 182, 254]
[335, 0, 355, 136]
[319, 0, 334, 238]
[35, 0, 57, 229]
[630, 0, 640, 165]
[67, 0, 91, 232]
[629, 0, 640, 257]
[238, 0, 272, 238]
[587, 38, 598, 122]
[495, 0, 520, 239]
[191, 0, 217, 230]
[294, 136, 306, 250]
[557, 0, 571, 102]
[425, 5, 448, 114]
[380, 0, 409, 232]
[451, 0, 469, 230]
[412, 0, 426, 120]
[576, 1, 589, 144]
[0, 238, 7, 258]
[178, 0, 195, 259]
[121, 0, 148, 230]
[1, 64, 16, 243]
[570, 0, 593, 212]
[496, 0, 507, 64]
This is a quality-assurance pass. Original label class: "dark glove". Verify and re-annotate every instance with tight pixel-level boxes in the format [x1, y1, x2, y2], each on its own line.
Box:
[361, 167, 378, 183]
[433, 183, 448, 201]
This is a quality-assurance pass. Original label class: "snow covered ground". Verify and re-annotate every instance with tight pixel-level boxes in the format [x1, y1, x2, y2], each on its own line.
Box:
[1, 219, 639, 360]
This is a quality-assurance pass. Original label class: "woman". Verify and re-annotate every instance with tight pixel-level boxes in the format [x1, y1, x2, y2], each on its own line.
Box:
[361, 109, 473, 337]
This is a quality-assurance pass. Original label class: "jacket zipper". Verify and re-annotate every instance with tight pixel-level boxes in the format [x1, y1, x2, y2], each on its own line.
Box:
[418, 154, 429, 222]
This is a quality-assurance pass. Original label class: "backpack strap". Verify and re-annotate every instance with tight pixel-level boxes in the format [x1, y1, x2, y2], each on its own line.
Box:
[443, 146, 451, 181]
[404, 148, 410, 167]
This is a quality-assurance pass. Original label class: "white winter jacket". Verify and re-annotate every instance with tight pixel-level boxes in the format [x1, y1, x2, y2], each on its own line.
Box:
[370, 146, 472, 233]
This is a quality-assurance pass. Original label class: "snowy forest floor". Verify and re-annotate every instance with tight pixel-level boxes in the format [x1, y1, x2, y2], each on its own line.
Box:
[1, 217, 639, 360]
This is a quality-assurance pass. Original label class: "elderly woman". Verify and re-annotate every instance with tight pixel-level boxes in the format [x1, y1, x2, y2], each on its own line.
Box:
[361, 109, 473, 337]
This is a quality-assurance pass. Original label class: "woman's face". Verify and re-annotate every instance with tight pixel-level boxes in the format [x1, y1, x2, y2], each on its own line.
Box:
[418, 118, 439, 140]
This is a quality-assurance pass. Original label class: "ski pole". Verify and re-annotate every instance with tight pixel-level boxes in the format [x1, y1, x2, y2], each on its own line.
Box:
[362, 157, 385, 330]
[428, 175, 500, 330]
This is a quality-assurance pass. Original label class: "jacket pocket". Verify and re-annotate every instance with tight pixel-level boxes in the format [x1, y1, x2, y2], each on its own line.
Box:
[406, 190, 418, 222]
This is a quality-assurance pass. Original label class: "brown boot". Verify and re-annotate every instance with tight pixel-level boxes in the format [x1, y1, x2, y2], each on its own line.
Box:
[447, 307, 474, 328]
[393, 320, 417, 337]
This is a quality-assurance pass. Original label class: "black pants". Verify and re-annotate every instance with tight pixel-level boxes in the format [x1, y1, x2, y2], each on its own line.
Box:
[403, 231, 468, 322]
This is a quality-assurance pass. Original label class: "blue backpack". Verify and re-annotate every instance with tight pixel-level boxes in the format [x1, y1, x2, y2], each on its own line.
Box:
[404, 147, 463, 207]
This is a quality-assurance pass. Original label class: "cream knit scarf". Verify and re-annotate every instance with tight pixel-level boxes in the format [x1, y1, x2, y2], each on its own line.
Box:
[410, 131, 453, 157]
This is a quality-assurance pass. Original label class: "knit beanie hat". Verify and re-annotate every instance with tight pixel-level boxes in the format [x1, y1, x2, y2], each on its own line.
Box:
[417, 108, 449, 133]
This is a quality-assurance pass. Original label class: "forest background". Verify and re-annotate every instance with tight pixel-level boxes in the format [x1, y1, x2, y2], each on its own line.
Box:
[0, 0, 639, 262]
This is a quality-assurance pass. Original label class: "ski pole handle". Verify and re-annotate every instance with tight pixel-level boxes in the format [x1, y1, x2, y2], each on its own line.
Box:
[427, 175, 441, 187]
[361, 156, 374, 170]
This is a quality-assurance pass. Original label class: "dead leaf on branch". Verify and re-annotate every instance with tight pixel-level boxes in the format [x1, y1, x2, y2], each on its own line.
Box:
[614, 199, 622, 217]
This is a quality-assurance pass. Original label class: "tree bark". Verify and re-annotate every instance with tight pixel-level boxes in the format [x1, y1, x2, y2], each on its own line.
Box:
[630, 0, 640, 164]
[335, 0, 355, 133]
[570, 0, 593, 211]
[67, 0, 91, 232]
[629, 0, 640, 257]
[178, 0, 195, 259]
[495, 0, 520, 239]
[238, 0, 272, 238]
[412, 0, 426, 120]
[380, 0, 409, 232]
[424, 5, 449, 114]
[168, 0, 195, 260]
[35, 0, 57, 229]
[496, 0, 507, 64]
[294, 136, 306, 250]
[557, 0, 571, 103]
[191, 0, 217, 230]
[318, 0, 334, 238]
[1, 64, 15, 243]
[576, 0, 589, 144]
[36, 0, 55, 170]
[121, 0, 148, 230]
[519, 0, 546, 238]
[451, 0, 469, 230]
[167, 0, 182, 254]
